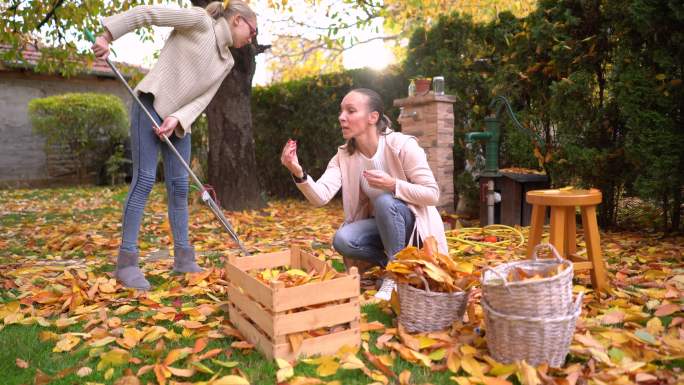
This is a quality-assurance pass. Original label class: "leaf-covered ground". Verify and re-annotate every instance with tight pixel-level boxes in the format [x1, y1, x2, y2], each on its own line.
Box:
[0, 185, 682, 385]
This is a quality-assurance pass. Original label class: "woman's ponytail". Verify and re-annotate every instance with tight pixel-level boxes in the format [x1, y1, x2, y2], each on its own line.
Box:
[380, 114, 392, 132]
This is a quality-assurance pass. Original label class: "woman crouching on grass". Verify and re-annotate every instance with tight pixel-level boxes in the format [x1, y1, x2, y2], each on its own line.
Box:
[280, 88, 448, 300]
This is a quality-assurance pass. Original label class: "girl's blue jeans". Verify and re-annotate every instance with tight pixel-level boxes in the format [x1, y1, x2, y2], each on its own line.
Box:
[119, 92, 191, 253]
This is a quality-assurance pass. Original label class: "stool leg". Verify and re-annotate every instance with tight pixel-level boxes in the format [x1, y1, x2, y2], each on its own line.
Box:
[527, 204, 546, 257]
[565, 206, 577, 259]
[581, 205, 608, 294]
[549, 206, 567, 258]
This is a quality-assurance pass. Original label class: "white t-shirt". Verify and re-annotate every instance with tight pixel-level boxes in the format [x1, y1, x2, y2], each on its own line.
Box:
[359, 135, 391, 210]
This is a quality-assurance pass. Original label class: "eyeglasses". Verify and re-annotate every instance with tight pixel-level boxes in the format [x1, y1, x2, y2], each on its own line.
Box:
[239, 16, 258, 38]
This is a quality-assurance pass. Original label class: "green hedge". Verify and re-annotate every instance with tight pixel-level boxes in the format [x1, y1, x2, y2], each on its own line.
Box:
[28, 92, 129, 182]
[252, 68, 409, 198]
[401, 1, 683, 230]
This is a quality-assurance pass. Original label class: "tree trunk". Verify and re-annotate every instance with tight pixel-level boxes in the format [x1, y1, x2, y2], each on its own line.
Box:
[191, 0, 265, 211]
[672, 184, 681, 232]
[661, 192, 670, 233]
[205, 43, 264, 210]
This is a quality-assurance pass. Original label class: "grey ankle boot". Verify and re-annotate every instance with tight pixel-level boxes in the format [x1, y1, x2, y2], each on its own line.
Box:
[115, 250, 151, 290]
[173, 246, 203, 273]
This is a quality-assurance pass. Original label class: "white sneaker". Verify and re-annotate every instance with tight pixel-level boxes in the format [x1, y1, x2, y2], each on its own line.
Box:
[374, 278, 397, 301]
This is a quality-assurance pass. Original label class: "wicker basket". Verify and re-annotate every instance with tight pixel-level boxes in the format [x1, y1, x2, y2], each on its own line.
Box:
[483, 292, 583, 367]
[397, 275, 469, 333]
[482, 243, 573, 318]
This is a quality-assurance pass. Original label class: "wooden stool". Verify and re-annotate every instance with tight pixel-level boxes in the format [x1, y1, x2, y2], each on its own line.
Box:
[526, 189, 609, 294]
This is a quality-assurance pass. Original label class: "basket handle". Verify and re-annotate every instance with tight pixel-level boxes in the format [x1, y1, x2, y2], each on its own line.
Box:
[531, 242, 564, 263]
[482, 267, 513, 293]
[418, 274, 431, 293]
[407, 222, 419, 248]
[572, 291, 585, 313]
[408, 273, 432, 293]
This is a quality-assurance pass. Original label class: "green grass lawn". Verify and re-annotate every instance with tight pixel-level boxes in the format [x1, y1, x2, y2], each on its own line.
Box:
[1, 185, 682, 385]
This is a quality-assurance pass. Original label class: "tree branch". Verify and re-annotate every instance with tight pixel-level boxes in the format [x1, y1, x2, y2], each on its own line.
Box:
[255, 44, 271, 55]
[35, 0, 65, 30]
[270, 33, 399, 59]
[10, 0, 24, 33]
[271, 13, 380, 33]
[7, 0, 23, 12]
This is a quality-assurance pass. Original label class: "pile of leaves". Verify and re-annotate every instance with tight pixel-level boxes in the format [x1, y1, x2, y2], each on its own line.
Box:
[386, 237, 478, 293]
[498, 167, 546, 175]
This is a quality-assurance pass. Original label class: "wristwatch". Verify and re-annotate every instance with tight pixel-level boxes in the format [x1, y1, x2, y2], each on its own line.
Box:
[292, 170, 308, 183]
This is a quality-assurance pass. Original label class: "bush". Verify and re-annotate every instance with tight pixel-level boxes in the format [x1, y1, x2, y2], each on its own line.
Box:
[104, 143, 132, 185]
[28, 93, 129, 182]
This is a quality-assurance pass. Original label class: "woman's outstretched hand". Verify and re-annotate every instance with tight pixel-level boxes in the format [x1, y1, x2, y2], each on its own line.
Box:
[281, 139, 303, 178]
[363, 169, 396, 192]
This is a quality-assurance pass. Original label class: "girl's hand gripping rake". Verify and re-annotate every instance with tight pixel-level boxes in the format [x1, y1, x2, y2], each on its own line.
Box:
[84, 29, 250, 255]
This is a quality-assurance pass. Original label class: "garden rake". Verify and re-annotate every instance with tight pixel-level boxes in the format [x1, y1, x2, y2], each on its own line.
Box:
[84, 29, 250, 255]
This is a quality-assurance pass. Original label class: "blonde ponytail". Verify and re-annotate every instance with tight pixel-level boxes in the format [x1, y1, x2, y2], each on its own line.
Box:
[205, 2, 225, 19]
[205, 0, 256, 21]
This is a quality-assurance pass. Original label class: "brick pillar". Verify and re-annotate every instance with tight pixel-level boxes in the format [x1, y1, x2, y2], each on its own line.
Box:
[394, 93, 456, 212]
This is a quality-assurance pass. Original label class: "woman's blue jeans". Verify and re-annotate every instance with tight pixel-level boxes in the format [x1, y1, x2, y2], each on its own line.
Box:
[119, 93, 191, 253]
[332, 194, 416, 266]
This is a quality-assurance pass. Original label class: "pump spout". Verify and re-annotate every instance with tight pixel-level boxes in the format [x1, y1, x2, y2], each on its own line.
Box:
[464, 131, 493, 143]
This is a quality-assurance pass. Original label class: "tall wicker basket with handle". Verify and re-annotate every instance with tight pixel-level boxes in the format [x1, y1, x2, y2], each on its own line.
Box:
[482, 243, 573, 318]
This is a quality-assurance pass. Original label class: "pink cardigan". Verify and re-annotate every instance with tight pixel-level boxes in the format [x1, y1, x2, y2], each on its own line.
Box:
[296, 132, 448, 254]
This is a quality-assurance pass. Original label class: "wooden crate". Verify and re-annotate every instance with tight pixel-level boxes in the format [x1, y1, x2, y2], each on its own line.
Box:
[225, 246, 361, 361]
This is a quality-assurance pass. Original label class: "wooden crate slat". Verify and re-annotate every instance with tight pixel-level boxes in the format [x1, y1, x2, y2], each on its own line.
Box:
[290, 246, 302, 269]
[274, 299, 359, 336]
[227, 285, 275, 337]
[273, 328, 361, 362]
[299, 250, 330, 273]
[226, 262, 274, 310]
[273, 274, 359, 312]
[228, 304, 276, 361]
[229, 250, 292, 271]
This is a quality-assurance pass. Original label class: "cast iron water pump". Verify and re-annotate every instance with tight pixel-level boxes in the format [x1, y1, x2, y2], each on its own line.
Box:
[464, 96, 546, 177]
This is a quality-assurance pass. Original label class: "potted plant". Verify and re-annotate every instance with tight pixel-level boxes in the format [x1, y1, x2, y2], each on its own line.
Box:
[413, 76, 432, 95]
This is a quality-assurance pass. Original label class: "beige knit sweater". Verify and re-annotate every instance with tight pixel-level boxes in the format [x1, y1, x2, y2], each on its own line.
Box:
[102, 6, 235, 137]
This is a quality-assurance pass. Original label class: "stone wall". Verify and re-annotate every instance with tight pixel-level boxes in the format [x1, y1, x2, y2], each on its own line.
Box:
[0, 70, 132, 187]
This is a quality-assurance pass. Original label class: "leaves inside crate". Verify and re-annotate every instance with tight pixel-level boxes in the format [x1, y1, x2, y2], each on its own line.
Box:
[251, 263, 342, 287]
[386, 237, 478, 293]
